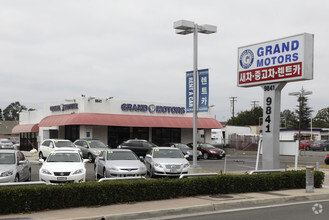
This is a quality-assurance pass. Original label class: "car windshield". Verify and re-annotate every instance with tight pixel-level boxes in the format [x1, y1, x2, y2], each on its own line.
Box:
[54, 140, 75, 148]
[107, 151, 138, 160]
[174, 144, 190, 150]
[153, 149, 184, 158]
[89, 141, 107, 148]
[0, 153, 15, 164]
[47, 153, 81, 162]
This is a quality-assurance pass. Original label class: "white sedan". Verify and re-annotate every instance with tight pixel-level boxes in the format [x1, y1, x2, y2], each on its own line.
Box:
[144, 147, 190, 178]
[39, 149, 89, 184]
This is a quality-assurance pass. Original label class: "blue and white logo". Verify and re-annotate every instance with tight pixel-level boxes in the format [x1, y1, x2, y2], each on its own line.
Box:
[240, 49, 254, 69]
[148, 104, 156, 113]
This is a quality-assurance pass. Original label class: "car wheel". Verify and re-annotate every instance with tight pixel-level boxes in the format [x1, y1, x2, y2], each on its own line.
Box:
[203, 152, 209, 159]
[88, 153, 93, 162]
[15, 174, 19, 182]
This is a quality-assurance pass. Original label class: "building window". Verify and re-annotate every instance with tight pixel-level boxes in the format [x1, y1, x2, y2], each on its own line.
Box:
[152, 128, 181, 146]
[65, 125, 80, 142]
[108, 126, 130, 148]
[132, 127, 149, 140]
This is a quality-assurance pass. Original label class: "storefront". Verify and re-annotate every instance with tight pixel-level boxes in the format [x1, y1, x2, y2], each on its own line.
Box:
[12, 96, 222, 150]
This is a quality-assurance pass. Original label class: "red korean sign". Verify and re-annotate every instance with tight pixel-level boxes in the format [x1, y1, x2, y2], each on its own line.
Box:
[237, 33, 313, 87]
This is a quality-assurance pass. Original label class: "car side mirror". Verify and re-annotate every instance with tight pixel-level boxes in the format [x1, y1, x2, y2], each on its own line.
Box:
[39, 159, 44, 164]
[184, 155, 189, 159]
[139, 156, 144, 162]
[83, 159, 90, 163]
[145, 154, 151, 158]
[99, 156, 105, 161]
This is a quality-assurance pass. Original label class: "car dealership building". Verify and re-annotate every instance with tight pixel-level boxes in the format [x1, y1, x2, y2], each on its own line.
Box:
[12, 96, 222, 150]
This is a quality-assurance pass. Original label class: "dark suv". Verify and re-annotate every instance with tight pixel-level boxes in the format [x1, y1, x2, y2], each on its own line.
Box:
[117, 139, 157, 157]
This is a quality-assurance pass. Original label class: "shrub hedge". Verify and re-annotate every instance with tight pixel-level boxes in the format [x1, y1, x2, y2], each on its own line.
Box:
[0, 170, 324, 214]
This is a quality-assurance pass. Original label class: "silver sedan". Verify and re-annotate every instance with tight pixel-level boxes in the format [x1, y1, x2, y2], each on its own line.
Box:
[94, 149, 147, 179]
[144, 147, 190, 178]
[0, 150, 31, 183]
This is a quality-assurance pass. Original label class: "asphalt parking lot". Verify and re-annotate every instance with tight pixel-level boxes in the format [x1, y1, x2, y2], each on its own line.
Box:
[27, 149, 329, 182]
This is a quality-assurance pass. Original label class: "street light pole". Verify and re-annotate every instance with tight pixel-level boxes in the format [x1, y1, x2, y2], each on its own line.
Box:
[174, 20, 217, 169]
[192, 24, 198, 169]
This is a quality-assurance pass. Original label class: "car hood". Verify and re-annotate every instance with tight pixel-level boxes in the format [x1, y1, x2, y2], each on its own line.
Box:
[106, 160, 143, 168]
[153, 158, 188, 164]
[0, 164, 16, 172]
[90, 148, 107, 152]
[41, 162, 84, 172]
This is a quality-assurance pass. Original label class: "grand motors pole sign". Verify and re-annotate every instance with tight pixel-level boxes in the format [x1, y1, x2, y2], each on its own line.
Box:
[238, 33, 313, 87]
[237, 33, 314, 170]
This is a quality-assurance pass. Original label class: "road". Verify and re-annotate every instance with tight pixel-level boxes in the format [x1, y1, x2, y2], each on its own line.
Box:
[169, 200, 329, 220]
[30, 150, 328, 182]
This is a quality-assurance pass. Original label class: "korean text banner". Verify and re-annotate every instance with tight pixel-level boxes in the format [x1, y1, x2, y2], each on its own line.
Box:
[186, 69, 209, 113]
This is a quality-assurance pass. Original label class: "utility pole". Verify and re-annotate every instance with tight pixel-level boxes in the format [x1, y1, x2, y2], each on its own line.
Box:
[229, 97, 237, 118]
[251, 101, 259, 109]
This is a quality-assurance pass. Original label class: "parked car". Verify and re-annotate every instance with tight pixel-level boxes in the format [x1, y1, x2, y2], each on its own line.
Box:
[39, 148, 89, 184]
[325, 154, 329, 165]
[188, 143, 226, 159]
[310, 140, 329, 151]
[0, 139, 14, 149]
[144, 147, 190, 178]
[299, 140, 312, 150]
[39, 139, 80, 160]
[94, 149, 146, 179]
[117, 139, 157, 157]
[0, 149, 31, 182]
[74, 139, 108, 162]
[163, 143, 202, 160]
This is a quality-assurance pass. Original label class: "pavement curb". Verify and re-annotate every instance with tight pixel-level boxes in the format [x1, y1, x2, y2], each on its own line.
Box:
[72, 192, 329, 220]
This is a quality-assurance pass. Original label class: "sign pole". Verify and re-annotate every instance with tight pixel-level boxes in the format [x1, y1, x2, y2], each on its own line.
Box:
[261, 83, 286, 169]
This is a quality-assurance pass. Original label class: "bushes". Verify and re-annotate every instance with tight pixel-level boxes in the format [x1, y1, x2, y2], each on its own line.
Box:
[0, 170, 324, 214]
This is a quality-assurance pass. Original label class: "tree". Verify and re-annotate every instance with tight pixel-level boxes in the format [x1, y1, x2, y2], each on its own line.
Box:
[280, 109, 298, 128]
[289, 87, 313, 129]
[227, 106, 263, 126]
[313, 107, 329, 128]
[295, 94, 313, 129]
[0, 109, 3, 121]
[3, 101, 27, 121]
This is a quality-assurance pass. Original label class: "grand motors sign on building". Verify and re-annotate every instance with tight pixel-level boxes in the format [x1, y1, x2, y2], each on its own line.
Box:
[237, 33, 314, 87]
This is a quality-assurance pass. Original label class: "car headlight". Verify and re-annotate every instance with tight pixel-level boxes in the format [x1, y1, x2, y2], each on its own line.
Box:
[0, 170, 14, 177]
[154, 163, 163, 168]
[183, 163, 190, 168]
[109, 166, 119, 171]
[209, 150, 217, 154]
[72, 169, 83, 175]
[41, 169, 51, 175]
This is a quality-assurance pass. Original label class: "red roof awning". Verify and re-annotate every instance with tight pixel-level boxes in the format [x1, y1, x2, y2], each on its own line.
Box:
[12, 124, 39, 133]
[38, 113, 222, 129]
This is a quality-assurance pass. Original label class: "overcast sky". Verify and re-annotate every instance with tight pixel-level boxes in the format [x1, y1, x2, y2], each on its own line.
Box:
[1, 0, 328, 121]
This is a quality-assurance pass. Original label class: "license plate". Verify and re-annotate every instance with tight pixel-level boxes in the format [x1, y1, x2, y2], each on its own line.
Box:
[57, 177, 67, 181]
[170, 169, 178, 173]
